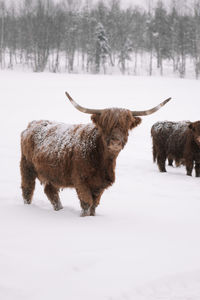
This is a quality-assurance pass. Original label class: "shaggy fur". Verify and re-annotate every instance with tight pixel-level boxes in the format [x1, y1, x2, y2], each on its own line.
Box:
[20, 109, 141, 216]
[184, 121, 200, 176]
[151, 120, 200, 176]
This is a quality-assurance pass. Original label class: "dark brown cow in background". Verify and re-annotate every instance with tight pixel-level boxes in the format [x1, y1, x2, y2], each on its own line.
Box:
[20, 93, 170, 216]
[151, 120, 200, 177]
[151, 121, 189, 171]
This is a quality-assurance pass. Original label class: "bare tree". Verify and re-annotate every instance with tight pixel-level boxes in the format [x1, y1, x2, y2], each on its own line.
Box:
[31, 0, 52, 72]
[0, 1, 5, 68]
[192, 0, 200, 78]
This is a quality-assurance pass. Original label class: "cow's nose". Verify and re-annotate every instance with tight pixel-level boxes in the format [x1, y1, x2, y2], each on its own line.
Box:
[114, 139, 121, 145]
[110, 139, 122, 146]
[196, 136, 200, 144]
[108, 139, 123, 152]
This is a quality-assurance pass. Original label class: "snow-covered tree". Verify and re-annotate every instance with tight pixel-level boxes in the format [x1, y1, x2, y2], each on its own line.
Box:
[118, 36, 132, 74]
[93, 22, 110, 73]
[152, 1, 171, 75]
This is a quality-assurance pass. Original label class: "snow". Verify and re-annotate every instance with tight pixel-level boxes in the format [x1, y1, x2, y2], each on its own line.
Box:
[152, 120, 190, 132]
[1, 70, 200, 300]
[23, 120, 98, 160]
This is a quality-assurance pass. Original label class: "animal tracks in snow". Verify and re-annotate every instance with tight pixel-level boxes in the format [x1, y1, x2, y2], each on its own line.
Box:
[129, 270, 200, 300]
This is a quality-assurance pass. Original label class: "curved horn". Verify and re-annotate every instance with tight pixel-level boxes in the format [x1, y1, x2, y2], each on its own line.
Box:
[65, 92, 104, 114]
[66, 92, 171, 116]
[131, 97, 171, 116]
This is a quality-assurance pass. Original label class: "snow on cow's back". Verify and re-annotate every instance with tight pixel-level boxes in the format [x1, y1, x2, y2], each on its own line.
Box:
[21, 120, 99, 160]
[151, 120, 190, 135]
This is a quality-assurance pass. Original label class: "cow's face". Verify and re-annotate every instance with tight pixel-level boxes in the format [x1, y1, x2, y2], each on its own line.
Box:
[65, 91, 171, 154]
[189, 121, 200, 147]
[91, 109, 141, 154]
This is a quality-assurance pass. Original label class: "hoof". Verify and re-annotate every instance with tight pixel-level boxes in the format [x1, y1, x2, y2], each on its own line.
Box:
[24, 199, 31, 205]
[80, 209, 90, 217]
[90, 209, 96, 216]
[54, 203, 63, 211]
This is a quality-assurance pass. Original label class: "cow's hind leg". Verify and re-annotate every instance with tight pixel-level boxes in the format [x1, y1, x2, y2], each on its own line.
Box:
[44, 183, 63, 211]
[186, 159, 193, 176]
[157, 154, 167, 172]
[20, 155, 36, 205]
[168, 159, 173, 166]
[75, 183, 93, 217]
[168, 155, 173, 166]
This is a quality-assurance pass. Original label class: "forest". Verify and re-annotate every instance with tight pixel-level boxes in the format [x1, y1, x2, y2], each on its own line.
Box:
[0, 0, 200, 78]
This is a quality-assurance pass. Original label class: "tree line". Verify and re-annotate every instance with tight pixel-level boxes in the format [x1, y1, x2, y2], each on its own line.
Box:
[0, 0, 200, 78]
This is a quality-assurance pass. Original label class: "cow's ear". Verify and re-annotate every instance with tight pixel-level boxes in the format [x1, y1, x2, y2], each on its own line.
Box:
[189, 123, 195, 131]
[91, 113, 100, 125]
[130, 117, 142, 129]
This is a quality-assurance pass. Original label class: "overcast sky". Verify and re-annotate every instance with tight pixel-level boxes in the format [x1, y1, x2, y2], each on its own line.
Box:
[6, 0, 156, 9]
[6, 0, 191, 11]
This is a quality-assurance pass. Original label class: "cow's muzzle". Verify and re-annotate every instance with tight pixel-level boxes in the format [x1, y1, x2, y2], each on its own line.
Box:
[195, 136, 200, 147]
[108, 140, 123, 152]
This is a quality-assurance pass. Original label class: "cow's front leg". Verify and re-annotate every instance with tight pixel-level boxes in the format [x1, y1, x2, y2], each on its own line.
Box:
[20, 155, 36, 205]
[195, 162, 200, 177]
[75, 184, 93, 217]
[90, 189, 104, 216]
[80, 202, 91, 217]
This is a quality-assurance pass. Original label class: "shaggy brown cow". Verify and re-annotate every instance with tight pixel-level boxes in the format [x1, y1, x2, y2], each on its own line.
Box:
[151, 120, 200, 176]
[20, 93, 171, 216]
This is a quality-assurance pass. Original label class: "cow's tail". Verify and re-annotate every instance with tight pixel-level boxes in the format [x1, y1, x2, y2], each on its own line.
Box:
[152, 144, 157, 162]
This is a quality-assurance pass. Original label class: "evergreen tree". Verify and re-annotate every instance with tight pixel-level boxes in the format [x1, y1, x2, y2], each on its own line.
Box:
[130, 8, 146, 74]
[153, 1, 170, 75]
[169, 5, 180, 73]
[107, 0, 121, 65]
[118, 36, 132, 74]
[64, 9, 79, 72]
[93, 22, 110, 73]
[177, 14, 191, 78]
[115, 8, 134, 74]
[145, 10, 154, 75]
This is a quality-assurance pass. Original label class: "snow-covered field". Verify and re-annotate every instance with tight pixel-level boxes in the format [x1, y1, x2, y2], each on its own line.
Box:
[1, 70, 200, 300]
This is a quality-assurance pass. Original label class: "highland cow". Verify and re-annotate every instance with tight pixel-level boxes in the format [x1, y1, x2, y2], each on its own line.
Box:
[20, 92, 170, 216]
[151, 120, 200, 176]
